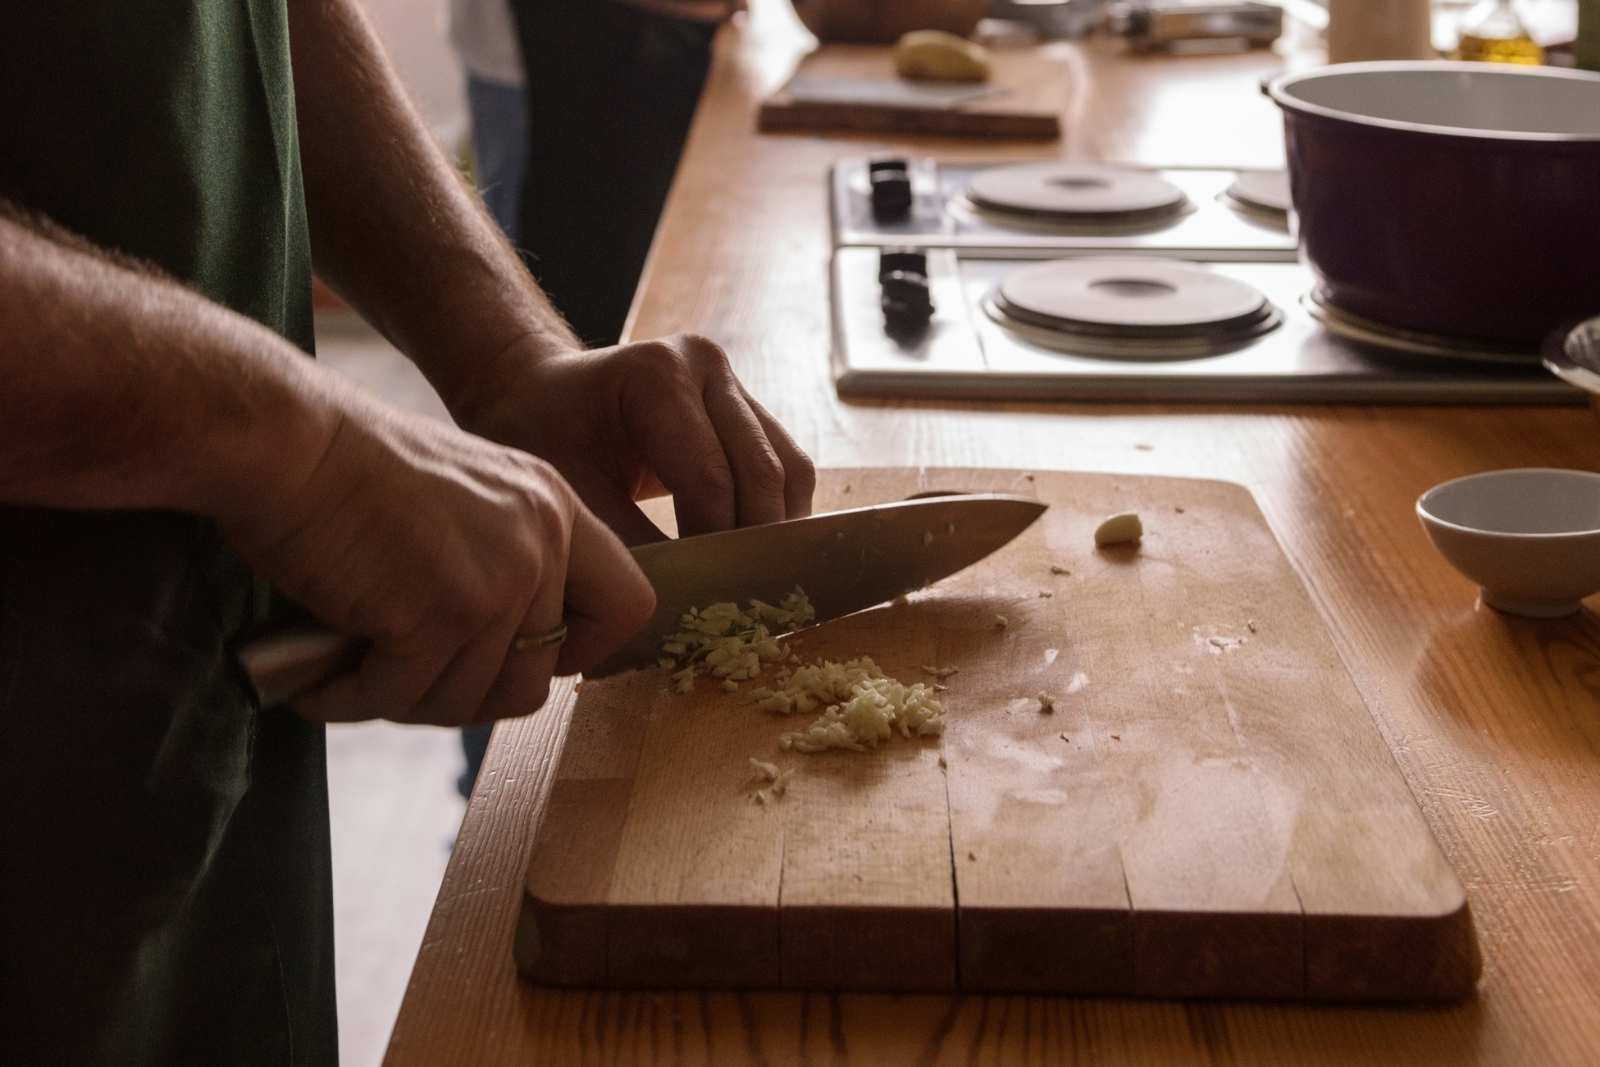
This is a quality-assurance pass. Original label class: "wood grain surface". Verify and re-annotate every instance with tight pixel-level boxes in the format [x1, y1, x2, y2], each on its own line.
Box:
[516, 469, 1476, 1000]
[757, 43, 1065, 140]
[387, 4, 1600, 1063]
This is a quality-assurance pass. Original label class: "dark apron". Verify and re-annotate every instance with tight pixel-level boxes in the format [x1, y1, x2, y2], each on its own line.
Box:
[0, 4, 334, 1064]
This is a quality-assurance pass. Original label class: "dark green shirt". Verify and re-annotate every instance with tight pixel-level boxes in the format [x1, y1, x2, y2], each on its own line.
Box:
[0, 4, 334, 1064]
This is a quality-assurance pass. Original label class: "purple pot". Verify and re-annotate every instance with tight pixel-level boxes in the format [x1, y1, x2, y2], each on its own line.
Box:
[1268, 62, 1600, 347]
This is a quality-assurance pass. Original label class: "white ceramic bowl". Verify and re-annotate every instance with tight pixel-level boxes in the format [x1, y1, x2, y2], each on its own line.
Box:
[1416, 469, 1600, 618]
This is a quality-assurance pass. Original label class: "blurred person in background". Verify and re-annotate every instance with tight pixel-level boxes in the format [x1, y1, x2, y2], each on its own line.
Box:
[507, 0, 735, 349]
[449, 0, 528, 244]
[452, 0, 738, 796]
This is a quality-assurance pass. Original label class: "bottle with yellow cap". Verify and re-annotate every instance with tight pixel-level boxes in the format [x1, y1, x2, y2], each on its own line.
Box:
[1455, 0, 1543, 65]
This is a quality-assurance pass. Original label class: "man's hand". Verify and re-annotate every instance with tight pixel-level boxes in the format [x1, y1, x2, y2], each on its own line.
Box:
[457, 333, 816, 546]
[220, 396, 656, 726]
[2, 205, 654, 728]
[283, 3, 814, 547]
[278, 2, 812, 543]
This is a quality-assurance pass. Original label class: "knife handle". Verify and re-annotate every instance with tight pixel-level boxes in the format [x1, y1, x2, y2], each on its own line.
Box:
[236, 627, 364, 710]
[237, 620, 572, 709]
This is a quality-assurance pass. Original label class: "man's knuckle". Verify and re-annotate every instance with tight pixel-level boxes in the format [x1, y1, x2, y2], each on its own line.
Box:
[790, 451, 818, 492]
[659, 355, 700, 392]
[633, 584, 659, 624]
[697, 458, 736, 494]
[508, 453, 566, 504]
[456, 583, 502, 626]
[511, 449, 555, 479]
[750, 451, 786, 494]
[368, 609, 423, 649]
[528, 495, 574, 554]
[637, 339, 679, 366]
[684, 333, 730, 367]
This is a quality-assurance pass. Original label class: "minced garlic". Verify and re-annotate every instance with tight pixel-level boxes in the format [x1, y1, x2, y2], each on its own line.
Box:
[659, 589, 815, 692]
[765, 657, 945, 753]
[666, 590, 944, 757]
[748, 758, 797, 804]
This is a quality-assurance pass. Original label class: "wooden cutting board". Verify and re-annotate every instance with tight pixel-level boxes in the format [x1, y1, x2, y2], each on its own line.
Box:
[516, 469, 1479, 1000]
[757, 44, 1064, 140]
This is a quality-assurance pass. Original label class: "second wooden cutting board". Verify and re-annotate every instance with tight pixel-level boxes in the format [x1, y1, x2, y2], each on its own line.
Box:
[516, 469, 1479, 1000]
[757, 44, 1065, 140]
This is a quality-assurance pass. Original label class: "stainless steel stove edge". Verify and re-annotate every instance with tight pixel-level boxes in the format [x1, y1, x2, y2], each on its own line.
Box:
[828, 248, 1584, 406]
[828, 158, 1300, 261]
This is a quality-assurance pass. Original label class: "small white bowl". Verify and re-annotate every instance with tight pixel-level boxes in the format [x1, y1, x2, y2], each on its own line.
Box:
[1417, 468, 1600, 618]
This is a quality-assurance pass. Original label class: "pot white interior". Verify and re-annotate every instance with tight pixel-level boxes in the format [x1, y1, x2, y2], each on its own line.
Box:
[1271, 62, 1600, 140]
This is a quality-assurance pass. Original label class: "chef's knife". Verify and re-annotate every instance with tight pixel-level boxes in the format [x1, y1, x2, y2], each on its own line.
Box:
[237, 492, 1046, 708]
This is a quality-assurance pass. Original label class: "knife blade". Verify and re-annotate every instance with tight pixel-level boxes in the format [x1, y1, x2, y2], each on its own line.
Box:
[237, 492, 1045, 708]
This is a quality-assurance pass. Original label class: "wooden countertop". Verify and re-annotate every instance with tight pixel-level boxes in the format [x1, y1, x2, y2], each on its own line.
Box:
[387, 6, 1600, 1063]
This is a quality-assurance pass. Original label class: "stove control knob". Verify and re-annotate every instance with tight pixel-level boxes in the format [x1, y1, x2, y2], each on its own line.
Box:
[881, 269, 934, 330]
[868, 159, 913, 222]
[877, 249, 928, 284]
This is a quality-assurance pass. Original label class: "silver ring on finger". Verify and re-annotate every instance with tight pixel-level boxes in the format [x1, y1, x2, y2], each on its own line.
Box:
[511, 622, 568, 653]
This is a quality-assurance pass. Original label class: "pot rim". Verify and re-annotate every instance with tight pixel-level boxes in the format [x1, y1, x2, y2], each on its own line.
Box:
[1268, 61, 1600, 145]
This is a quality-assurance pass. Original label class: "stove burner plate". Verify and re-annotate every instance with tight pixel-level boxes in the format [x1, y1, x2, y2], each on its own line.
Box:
[1225, 169, 1292, 217]
[1304, 291, 1539, 368]
[966, 164, 1188, 221]
[947, 195, 1189, 237]
[997, 258, 1270, 331]
[980, 297, 1283, 361]
[987, 258, 1281, 360]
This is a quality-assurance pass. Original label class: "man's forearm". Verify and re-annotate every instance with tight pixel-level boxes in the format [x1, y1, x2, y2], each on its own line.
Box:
[0, 214, 338, 523]
[286, 0, 577, 423]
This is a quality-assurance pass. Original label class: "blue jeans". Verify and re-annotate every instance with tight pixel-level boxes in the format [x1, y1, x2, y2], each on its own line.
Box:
[465, 73, 529, 243]
[459, 73, 529, 799]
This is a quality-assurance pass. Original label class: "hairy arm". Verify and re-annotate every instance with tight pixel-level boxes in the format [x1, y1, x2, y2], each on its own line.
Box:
[285, 0, 572, 423]
[0, 210, 337, 521]
[0, 209, 652, 723]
